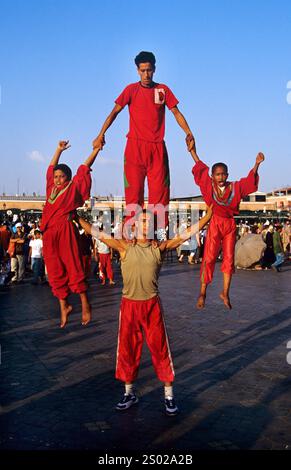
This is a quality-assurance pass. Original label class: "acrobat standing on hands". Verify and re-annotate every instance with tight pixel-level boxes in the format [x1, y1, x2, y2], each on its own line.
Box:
[93, 51, 195, 237]
[189, 145, 264, 309]
[41, 140, 102, 328]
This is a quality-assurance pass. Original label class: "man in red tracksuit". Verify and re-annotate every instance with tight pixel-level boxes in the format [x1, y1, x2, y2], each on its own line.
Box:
[41, 140, 102, 328]
[189, 146, 265, 309]
[92, 51, 195, 237]
[78, 207, 212, 415]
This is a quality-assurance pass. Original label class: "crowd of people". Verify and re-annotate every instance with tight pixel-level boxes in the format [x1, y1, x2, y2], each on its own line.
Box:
[1, 214, 289, 289]
[0, 214, 116, 288]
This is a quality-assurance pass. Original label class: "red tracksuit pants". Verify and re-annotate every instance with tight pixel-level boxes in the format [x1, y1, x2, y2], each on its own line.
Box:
[43, 220, 87, 299]
[200, 214, 236, 285]
[98, 253, 113, 281]
[124, 138, 170, 228]
[116, 295, 175, 383]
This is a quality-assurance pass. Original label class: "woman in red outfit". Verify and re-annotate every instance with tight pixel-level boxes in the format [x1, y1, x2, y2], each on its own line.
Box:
[189, 145, 264, 310]
[41, 140, 102, 328]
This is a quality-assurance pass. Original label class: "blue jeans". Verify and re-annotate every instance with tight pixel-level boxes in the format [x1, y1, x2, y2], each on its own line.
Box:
[272, 253, 284, 268]
[32, 258, 43, 283]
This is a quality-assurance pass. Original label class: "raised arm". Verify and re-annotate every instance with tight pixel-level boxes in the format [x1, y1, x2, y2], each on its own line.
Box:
[252, 152, 265, 175]
[189, 148, 200, 164]
[239, 152, 265, 198]
[83, 145, 103, 168]
[92, 104, 123, 149]
[49, 140, 71, 166]
[160, 205, 213, 251]
[171, 106, 195, 151]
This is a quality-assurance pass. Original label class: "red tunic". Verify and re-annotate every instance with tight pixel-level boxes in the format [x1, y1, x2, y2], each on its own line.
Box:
[193, 159, 259, 284]
[41, 164, 91, 232]
[115, 82, 179, 142]
[192, 160, 259, 218]
[40, 164, 91, 299]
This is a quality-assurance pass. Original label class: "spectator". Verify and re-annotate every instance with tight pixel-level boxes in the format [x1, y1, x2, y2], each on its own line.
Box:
[10, 223, 26, 282]
[261, 225, 276, 269]
[28, 230, 44, 284]
[271, 226, 285, 272]
[282, 221, 290, 256]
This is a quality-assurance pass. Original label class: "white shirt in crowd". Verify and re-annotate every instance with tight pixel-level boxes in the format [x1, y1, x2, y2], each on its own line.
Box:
[95, 238, 110, 255]
[29, 239, 43, 258]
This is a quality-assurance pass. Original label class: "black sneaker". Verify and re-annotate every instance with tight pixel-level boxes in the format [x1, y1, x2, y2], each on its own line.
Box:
[116, 393, 139, 411]
[164, 397, 179, 416]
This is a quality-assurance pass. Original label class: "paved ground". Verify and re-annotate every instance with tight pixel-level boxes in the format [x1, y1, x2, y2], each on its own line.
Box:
[1, 258, 291, 453]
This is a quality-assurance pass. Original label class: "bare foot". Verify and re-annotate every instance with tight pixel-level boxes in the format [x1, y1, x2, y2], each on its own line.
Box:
[219, 292, 232, 310]
[109, 280, 115, 285]
[60, 304, 73, 328]
[196, 294, 206, 309]
[81, 304, 92, 326]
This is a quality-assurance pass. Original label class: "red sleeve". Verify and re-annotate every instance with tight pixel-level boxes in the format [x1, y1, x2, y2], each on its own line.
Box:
[192, 160, 212, 202]
[46, 165, 54, 197]
[115, 85, 132, 108]
[164, 85, 179, 110]
[238, 169, 259, 199]
[73, 165, 92, 201]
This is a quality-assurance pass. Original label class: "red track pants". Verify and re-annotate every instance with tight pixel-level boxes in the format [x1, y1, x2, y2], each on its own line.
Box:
[43, 220, 87, 299]
[200, 214, 236, 285]
[116, 295, 175, 383]
[98, 253, 113, 281]
[124, 138, 170, 229]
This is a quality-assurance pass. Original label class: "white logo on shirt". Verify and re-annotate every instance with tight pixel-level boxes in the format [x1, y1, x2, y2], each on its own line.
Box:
[154, 88, 165, 104]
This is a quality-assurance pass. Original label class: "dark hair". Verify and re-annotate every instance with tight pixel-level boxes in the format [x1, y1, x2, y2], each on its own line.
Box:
[134, 51, 156, 68]
[53, 163, 72, 180]
[211, 162, 228, 174]
[34, 229, 41, 235]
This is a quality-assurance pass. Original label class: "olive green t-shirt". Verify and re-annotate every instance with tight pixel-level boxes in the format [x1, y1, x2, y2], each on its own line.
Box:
[121, 242, 162, 300]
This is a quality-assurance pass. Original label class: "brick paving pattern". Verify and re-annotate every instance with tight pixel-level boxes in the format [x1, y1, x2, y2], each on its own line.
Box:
[1, 259, 291, 451]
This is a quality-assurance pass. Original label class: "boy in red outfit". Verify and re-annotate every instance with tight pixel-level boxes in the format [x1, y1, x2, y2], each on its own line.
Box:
[93, 51, 195, 236]
[41, 140, 102, 328]
[190, 146, 265, 309]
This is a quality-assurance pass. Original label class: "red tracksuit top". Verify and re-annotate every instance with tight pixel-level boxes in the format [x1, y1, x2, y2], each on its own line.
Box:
[41, 165, 91, 232]
[115, 82, 179, 142]
[192, 160, 259, 218]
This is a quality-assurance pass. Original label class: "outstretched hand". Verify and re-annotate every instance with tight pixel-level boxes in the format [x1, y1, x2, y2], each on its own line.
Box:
[256, 152, 265, 165]
[93, 134, 106, 150]
[57, 140, 71, 152]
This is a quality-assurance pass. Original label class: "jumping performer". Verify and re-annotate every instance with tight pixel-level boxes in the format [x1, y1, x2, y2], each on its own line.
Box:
[190, 145, 264, 309]
[92, 51, 195, 236]
[78, 205, 212, 415]
[41, 140, 102, 328]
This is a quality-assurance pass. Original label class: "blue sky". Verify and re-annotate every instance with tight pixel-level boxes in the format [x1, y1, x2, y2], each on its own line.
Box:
[0, 0, 290, 197]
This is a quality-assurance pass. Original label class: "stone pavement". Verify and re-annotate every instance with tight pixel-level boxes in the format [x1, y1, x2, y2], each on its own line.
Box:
[0, 259, 291, 452]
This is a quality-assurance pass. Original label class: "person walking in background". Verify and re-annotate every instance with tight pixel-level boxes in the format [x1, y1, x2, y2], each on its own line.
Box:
[271, 225, 285, 272]
[94, 227, 115, 285]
